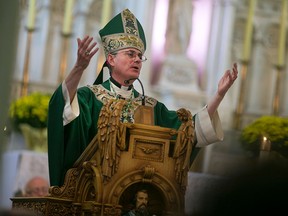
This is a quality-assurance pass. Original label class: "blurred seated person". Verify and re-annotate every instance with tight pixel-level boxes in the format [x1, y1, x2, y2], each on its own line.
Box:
[23, 176, 49, 197]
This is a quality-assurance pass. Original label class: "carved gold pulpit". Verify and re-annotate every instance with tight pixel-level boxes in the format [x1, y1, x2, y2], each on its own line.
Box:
[12, 105, 194, 216]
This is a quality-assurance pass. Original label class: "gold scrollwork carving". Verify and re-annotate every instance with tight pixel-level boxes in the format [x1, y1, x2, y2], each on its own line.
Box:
[142, 165, 155, 182]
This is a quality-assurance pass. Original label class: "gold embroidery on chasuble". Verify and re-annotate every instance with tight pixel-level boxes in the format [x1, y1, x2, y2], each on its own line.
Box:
[87, 85, 156, 182]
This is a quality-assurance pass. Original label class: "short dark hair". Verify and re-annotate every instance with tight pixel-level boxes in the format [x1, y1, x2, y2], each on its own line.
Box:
[135, 189, 148, 197]
[133, 189, 149, 205]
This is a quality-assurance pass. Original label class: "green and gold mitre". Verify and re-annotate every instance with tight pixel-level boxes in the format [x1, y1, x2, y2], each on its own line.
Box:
[99, 8, 146, 56]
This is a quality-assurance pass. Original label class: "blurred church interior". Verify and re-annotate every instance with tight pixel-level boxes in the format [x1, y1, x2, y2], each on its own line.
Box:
[0, 0, 287, 214]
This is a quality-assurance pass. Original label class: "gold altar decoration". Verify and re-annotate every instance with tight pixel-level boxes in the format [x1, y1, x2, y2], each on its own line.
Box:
[58, 0, 74, 83]
[272, 65, 284, 116]
[277, 0, 287, 67]
[273, 0, 287, 115]
[21, 0, 37, 96]
[234, 0, 256, 129]
[234, 60, 249, 129]
[12, 100, 196, 215]
[58, 35, 71, 83]
[241, 0, 256, 61]
[62, 0, 74, 36]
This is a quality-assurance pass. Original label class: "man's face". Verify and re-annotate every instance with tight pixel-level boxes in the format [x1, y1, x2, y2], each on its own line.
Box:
[135, 191, 148, 209]
[108, 48, 144, 85]
[25, 177, 49, 197]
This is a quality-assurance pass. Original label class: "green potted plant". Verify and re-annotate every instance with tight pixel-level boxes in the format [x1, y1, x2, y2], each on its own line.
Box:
[240, 115, 288, 158]
[9, 92, 51, 152]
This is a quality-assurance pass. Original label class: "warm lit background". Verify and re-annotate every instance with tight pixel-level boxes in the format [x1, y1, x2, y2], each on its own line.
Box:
[1, 0, 288, 214]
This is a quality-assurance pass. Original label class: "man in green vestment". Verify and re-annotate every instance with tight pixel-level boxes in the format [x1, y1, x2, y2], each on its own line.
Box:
[48, 9, 238, 187]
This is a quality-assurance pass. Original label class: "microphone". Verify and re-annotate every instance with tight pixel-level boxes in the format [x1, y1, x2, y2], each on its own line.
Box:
[124, 78, 145, 105]
[124, 78, 135, 85]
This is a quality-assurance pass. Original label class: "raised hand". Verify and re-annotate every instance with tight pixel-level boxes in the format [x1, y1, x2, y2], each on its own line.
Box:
[217, 63, 238, 98]
[207, 63, 238, 118]
[75, 35, 99, 70]
[65, 36, 99, 102]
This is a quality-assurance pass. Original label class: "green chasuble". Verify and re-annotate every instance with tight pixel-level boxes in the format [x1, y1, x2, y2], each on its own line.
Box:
[48, 80, 186, 186]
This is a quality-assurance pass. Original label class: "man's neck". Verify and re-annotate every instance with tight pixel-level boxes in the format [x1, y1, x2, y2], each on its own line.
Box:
[110, 76, 133, 90]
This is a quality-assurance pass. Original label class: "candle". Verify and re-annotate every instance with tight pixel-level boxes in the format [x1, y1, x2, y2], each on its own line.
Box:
[27, 0, 36, 30]
[277, 0, 287, 66]
[62, 0, 74, 35]
[242, 0, 257, 61]
[260, 136, 271, 151]
[101, 0, 112, 27]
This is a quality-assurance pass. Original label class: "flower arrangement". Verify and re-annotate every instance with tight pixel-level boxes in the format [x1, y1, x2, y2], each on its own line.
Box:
[240, 115, 288, 158]
[9, 92, 51, 130]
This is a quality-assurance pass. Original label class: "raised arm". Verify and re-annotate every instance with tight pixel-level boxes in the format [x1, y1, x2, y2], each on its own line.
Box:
[207, 63, 238, 118]
[65, 36, 99, 103]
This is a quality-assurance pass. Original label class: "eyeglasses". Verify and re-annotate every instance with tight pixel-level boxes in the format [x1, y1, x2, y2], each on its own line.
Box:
[112, 50, 147, 62]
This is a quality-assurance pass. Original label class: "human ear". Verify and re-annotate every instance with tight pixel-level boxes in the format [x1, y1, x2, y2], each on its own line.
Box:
[107, 54, 115, 67]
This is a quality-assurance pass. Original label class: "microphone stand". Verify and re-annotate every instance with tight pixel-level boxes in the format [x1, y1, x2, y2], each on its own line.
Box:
[125, 78, 153, 125]
[136, 78, 145, 106]
[124, 78, 145, 105]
